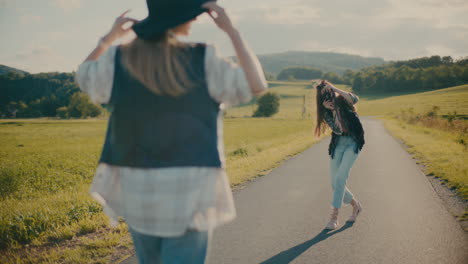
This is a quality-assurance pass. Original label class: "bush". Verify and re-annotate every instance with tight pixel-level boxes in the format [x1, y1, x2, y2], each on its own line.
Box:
[253, 92, 280, 117]
[67, 92, 102, 118]
[6, 101, 28, 118]
[56, 106, 69, 119]
[230, 147, 248, 157]
[322, 72, 345, 84]
[0, 169, 19, 199]
[426, 105, 440, 118]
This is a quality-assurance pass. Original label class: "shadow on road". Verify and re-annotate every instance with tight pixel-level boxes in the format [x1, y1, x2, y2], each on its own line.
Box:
[259, 222, 354, 264]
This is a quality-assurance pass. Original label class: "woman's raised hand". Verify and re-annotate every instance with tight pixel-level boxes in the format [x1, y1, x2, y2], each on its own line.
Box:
[323, 80, 337, 92]
[320, 81, 334, 95]
[103, 10, 138, 44]
[202, 1, 267, 95]
[202, 2, 235, 34]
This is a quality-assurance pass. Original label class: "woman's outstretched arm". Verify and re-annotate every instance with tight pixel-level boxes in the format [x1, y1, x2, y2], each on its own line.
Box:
[83, 10, 137, 62]
[203, 2, 267, 96]
[324, 80, 359, 105]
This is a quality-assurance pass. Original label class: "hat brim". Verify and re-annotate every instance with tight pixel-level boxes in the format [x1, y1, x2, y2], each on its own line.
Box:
[133, 7, 207, 40]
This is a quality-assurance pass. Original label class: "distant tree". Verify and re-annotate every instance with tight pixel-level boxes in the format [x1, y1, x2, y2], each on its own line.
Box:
[277, 67, 323, 80]
[345, 54, 468, 94]
[67, 92, 102, 118]
[342, 70, 354, 85]
[56, 106, 69, 119]
[462, 67, 468, 82]
[322, 72, 344, 84]
[253, 92, 280, 117]
[351, 73, 364, 93]
[0, 71, 80, 118]
[6, 101, 28, 118]
[442, 56, 453, 64]
[456, 57, 468, 66]
[392, 55, 445, 68]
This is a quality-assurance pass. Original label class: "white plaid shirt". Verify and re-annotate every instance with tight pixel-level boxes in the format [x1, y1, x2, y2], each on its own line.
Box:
[76, 43, 267, 237]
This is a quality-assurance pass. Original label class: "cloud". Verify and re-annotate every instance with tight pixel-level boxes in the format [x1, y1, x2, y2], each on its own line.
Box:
[195, 12, 241, 25]
[0, 0, 15, 8]
[425, 45, 455, 57]
[254, 4, 321, 25]
[376, 0, 468, 29]
[51, 0, 81, 12]
[12, 46, 67, 73]
[15, 47, 53, 60]
[227, 0, 322, 25]
[295, 41, 374, 57]
[3, 0, 468, 73]
[19, 15, 42, 25]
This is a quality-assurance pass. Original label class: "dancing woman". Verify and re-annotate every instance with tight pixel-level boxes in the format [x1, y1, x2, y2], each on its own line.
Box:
[315, 80, 365, 230]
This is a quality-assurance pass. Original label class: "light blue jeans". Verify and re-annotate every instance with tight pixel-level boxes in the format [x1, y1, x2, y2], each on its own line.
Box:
[330, 135, 360, 209]
[129, 227, 209, 264]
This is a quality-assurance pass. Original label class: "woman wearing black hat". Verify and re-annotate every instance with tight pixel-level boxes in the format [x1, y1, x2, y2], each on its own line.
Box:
[76, 1, 267, 263]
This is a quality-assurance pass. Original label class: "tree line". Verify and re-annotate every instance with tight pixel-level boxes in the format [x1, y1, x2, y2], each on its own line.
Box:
[345, 55, 468, 93]
[0, 72, 103, 118]
[1, 55, 467, 119]
[274, 55, 468, 94]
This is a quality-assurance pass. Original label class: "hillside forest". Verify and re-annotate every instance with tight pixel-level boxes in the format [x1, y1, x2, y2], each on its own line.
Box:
[1, 54, 467, 118]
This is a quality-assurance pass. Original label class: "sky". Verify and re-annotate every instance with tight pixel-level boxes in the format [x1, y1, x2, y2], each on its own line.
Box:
[1, 0, 467, 73]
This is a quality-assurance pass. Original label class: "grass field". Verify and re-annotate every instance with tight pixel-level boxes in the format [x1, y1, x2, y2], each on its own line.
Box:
[2, 81, 467, 262]
[0, 116, 321, 263]
[383, 117, 467, 199]
[358, 85, 468, 116]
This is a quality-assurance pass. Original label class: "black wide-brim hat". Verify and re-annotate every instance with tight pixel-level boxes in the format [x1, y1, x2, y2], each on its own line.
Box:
[133, 0, 214, 40]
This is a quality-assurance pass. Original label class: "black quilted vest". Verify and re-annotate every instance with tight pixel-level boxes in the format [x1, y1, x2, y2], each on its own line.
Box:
[99, 44, 221, 168]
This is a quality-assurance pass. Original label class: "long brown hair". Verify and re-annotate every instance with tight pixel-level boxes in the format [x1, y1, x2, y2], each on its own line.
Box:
[120, 32, 197, 97]
[315, 88, 356, 137]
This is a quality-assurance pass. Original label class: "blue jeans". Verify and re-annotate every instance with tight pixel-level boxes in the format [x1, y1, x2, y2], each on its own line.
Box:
[330, 136, 359, 208]
[129, 227, 209, 264]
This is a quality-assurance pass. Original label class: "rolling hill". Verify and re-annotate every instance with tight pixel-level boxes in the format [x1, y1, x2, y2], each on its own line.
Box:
[0, 65, 28, 76]
[258, 51, 386, 75]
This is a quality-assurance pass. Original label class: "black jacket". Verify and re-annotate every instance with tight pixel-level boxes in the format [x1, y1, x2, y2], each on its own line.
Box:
[328, 108, 365, 158]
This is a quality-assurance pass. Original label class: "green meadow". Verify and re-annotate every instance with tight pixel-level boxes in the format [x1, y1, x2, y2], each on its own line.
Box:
[1, 82, 467, 262]
[0, 114, 322, 263]
[358, 85, 468, 116]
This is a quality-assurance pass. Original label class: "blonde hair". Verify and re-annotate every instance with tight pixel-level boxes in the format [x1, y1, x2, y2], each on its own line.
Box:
[120, 32, 197, 97]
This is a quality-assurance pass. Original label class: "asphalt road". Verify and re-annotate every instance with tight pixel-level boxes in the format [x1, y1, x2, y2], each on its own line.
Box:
[123, 118, 468, 264]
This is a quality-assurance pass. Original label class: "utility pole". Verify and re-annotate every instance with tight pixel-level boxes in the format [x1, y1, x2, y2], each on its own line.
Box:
[302, 95, 306, 119]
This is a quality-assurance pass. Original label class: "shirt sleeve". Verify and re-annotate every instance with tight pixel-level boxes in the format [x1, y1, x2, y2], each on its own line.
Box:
[75, 46, 117, 104]
[204, 44, 267, 107]
[348, 92, 359, 104]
